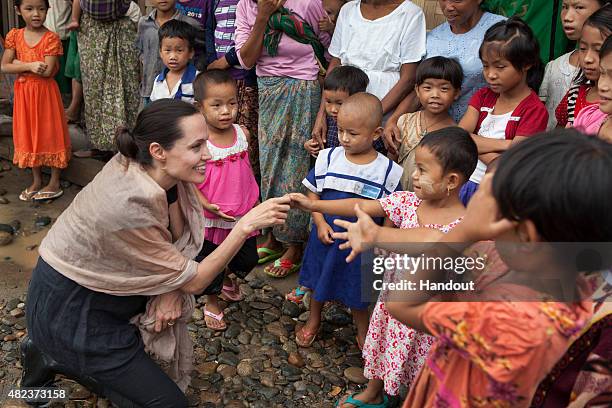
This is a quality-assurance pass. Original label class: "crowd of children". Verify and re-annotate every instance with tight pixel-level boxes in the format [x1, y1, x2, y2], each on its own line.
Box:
[1, 0, 611, 407]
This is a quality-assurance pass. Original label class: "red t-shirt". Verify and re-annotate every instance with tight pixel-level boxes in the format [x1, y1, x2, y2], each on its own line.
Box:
[555, 84, 596, 128]
[469, 87, 548, 139]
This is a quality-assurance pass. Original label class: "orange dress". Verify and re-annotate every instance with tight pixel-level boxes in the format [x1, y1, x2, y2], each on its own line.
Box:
[401, 291, 592, 408]
[5, 28, 70, 169]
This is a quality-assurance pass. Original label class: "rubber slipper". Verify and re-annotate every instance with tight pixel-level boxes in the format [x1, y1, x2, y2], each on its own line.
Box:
[203, 306, 227, 331]
[257, 246, 284, 265]
[264, 258, 301, 278]
[335, 393, 389, 408]
[19, 188, 38, 201]
[33, 190, 63, 201]
[285, 286, 308, 304]
[296, 325, 318, 348]
[220, 279, 242, 302]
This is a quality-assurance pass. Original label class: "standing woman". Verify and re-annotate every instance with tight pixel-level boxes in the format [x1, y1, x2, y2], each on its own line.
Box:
[234, 0, 330, 277]
[76, 0, 140, 156]
[21, 100, 290, 407]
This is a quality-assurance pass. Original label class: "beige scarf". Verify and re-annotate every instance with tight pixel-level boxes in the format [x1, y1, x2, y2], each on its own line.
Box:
[39, 154, 205, 390]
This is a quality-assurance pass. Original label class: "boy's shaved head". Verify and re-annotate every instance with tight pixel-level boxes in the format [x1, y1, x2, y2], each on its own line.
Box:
[339, 92, 383, 129]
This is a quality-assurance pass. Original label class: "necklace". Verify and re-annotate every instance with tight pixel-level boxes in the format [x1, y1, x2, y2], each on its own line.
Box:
[420, 111, 448, 138]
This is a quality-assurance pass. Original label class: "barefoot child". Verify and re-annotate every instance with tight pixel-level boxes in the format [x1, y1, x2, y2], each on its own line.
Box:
[0, 0, 71, 202]
[459, 17, 547, 205]
[397, 56, 462, 191]
[294, 93, 403, 349]
[150, 19, 199, 104]
[291, 127, 478, 407]
[192, 70, 260, 331]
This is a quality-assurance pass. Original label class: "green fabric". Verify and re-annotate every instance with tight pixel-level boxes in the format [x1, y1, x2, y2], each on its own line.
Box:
[65, 31, 81, 82]
[54, 39, 71, 94]
[263, 7, 328, 72]
[483, 0, 569, 63]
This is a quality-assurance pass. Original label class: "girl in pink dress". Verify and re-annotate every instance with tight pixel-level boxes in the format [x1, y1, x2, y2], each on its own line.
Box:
[291, 127, 478, 407]
[193, 70, 259, 331]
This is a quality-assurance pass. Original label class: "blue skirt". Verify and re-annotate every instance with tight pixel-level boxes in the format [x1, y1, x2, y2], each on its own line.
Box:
[460, 180, 479, 206]
[299, 190, 380, 310]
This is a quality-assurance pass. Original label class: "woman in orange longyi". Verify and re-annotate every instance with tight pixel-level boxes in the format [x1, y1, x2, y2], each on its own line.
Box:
[1, 0, 71, 201]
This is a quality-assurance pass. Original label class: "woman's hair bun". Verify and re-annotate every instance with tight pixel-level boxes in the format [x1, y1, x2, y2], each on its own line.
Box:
[115, 125, 139, 159]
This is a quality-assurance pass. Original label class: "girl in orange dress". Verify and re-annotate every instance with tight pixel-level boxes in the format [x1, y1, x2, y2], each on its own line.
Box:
[0, 0, 71, 201]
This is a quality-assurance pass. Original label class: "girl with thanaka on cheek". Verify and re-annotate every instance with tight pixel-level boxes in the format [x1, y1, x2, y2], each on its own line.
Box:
[334, 131, 611, 408]
[290, 127, 478, 407]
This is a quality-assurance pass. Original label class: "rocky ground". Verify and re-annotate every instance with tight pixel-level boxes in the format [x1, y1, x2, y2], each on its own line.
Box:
[0, 275, 385, 408]
[0, 164, 406, 407]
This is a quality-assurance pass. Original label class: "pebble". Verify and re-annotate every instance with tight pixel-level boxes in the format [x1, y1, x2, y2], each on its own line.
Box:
[344, 367, 368, 384]
[198, 361, 219, 375]
[281, 300, 301, 318]
[69, 384, 91, 400]
[0, 197, 8, 204]
[324, 304, 352, 326]
[9, 308, 24, 318]
[255, 385, 279, 399]
[0, 231, 12, 246]
[191, 308, 203, 321]
[236, 360, 253, 377]
[200, 391, 221, 405]
[250, 301, 271, 310]
[298, 311, 310, 322]
[224, 324, 241, 339]
[34, 216, 52, 227]
[259, 371, 276, 388]
[237, 331, 251, 345]
[9, 220, 20, 233]
[288, 352, 305, 368]
[217, 351, 239, 367]
[266, 321, 288, 338]
[217, 364, 237, 379]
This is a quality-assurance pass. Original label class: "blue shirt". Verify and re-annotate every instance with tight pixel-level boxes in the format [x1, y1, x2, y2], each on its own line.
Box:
[426, 12, 506, 122]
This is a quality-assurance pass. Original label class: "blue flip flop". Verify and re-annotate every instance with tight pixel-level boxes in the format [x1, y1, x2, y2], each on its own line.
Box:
[335, 394, 389, 408]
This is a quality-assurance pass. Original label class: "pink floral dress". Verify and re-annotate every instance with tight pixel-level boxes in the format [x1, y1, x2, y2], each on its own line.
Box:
[362, 191, 462, 396]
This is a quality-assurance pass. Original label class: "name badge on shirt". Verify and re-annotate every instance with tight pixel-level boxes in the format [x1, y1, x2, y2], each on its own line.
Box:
[358, 184, 382, 199]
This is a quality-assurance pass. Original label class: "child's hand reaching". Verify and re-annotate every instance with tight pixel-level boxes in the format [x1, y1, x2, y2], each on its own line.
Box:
[202, 201, 237, 222]
[304, 138, 321, 157]
[316, 221, 335, 245]
[29, 62, 48, 75]
[289, 193, 314, 212]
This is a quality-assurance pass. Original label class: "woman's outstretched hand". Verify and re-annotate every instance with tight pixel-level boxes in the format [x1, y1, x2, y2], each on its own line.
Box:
[332, 204, 380, 263]
[238, 195, 291, 235]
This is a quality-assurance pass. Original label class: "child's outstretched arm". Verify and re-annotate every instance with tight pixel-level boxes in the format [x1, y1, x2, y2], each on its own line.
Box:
[290, 192, 386, 218]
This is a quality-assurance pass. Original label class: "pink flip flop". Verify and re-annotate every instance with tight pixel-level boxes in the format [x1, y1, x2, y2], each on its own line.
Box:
[220, 279, 243, 302]
[203, 306, 227, 331]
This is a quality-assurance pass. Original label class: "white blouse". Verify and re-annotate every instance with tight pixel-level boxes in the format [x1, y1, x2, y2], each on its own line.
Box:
[329, 0, 426, 102]
[539, 51, 580, 130]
